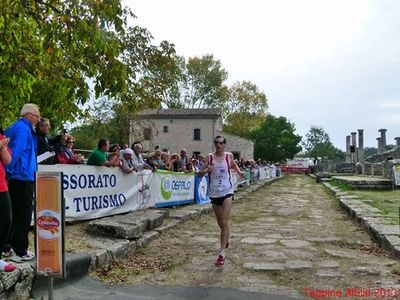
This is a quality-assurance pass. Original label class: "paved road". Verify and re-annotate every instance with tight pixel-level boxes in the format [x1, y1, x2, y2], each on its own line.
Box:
[35, 175, 400, 299]
[33, 276, 297, 300]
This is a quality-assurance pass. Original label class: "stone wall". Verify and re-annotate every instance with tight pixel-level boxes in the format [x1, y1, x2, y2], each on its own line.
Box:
[362, 161, 398, 179]
[363, 162, 372, 175]
[365, 146, 400, 163]
[137, 110, 254, 159]
[372, 163, 383, 176]
[141, 117, 218, 156]
[317, 162, 354, 173]
[220, 131, 254, 160]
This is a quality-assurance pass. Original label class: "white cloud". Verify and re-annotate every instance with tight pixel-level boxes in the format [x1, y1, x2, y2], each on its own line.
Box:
[377, 101, 400, 109]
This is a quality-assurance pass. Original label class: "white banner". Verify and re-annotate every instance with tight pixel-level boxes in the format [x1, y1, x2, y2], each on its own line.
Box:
[394, 165, 400, 186]
[259, 167, 267, 180]
[231, 170, 238, 191]
[38, 165, 154, 222]
[152, 170, 195, 208]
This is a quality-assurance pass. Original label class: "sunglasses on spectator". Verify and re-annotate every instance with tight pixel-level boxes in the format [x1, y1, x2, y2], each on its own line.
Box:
[214, 141, 225, 145]
[67, 141, 74, 144]
[28, 112, 40, 119]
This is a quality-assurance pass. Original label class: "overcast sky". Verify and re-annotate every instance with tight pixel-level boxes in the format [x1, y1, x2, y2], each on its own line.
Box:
[123, 0, 400, 150]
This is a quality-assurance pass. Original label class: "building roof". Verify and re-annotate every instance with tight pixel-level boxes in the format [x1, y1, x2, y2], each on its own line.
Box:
[138, 108, 222, 119]
[218, 131, 254, 145]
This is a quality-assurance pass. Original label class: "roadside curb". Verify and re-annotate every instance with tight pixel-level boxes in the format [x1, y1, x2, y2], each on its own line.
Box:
[30, 176, 282, 293]
[322, 181, 400, 259]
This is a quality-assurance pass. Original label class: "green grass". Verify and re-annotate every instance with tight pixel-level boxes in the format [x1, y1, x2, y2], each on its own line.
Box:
[349, 190, 400, 224]
[329, 180, 400, 224]
[329, 179, 354, 191]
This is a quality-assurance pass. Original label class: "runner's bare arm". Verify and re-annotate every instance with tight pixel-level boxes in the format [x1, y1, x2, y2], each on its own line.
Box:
[197, 155, 210, 176]
[229, 152, 244, 177]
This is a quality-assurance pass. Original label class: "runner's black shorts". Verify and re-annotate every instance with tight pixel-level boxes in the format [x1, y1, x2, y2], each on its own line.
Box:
[210, 193, 234, 206]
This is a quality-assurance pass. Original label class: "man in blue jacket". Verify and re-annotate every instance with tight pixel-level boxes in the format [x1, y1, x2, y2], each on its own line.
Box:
[4, 103, 40, 261]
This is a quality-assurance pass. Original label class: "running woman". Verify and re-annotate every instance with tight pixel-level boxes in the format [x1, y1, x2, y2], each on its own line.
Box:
[197, 135, 244, 266]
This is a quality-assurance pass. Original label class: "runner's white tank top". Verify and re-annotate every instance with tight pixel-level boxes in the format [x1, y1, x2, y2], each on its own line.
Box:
[208, 153, 233, 198]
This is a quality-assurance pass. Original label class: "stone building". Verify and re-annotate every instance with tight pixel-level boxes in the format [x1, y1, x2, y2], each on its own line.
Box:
[130, 108, 254, 160]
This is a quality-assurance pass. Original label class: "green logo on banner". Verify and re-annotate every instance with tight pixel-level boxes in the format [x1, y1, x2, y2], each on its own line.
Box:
[161, 175, 172, 200]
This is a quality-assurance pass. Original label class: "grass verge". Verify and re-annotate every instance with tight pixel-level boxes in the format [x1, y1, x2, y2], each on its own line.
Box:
[329, 179, 400, 224]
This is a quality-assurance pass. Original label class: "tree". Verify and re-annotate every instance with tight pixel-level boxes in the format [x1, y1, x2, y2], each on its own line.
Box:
[364, 147, 378, 158]
[0, 0, 130, 127]
[70, 97, 131, 150]
[223, 81, 268, 138]
[120, 27, 183, 111]
[181, 54, 228, 108]
[1, 1, 183, 130]
[250, 115, 302, 161]
[302, 126, 344, 160]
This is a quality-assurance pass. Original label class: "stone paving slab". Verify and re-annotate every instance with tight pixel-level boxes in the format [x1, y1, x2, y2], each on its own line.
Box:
[315, 270, 343, 278]
[317, 260, 340, 268]
[86, 209, 168, 239]
[241, 237, 277, 244]
[243, 262, 286, 272]
[5, 178, 281, 299]
[350, 266, 381, 276]
[306, 236, 341, 242]
[324, 249, 359, 258]
[45, 175, 399, 300]
[243, 260, 313, 272]
[280, 239, 311, 248]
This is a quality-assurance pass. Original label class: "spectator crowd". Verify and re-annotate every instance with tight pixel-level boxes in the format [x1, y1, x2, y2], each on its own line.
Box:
[0, 103, 279, 274]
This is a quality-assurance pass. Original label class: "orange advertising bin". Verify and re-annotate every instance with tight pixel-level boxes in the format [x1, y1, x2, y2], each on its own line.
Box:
[35, 172, 65, 277]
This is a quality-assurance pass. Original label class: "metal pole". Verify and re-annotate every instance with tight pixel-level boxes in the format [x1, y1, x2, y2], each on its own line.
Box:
[48, 276, 54, 300]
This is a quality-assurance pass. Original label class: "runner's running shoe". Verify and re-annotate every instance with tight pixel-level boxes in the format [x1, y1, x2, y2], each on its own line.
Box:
[2, 250, 13, 258]
[11, 250, 35, 263]
[215, 255, 225, 267]
[20, 250, 35, 261]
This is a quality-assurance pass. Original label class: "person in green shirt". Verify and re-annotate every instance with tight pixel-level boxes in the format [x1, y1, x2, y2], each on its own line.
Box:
[87, 139, 120, 167]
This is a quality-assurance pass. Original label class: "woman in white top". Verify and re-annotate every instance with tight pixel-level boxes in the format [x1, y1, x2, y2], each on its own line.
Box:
[197, 135, 244, 267]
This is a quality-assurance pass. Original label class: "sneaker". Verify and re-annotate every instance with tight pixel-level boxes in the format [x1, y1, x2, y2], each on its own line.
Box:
[215, 255, 225, 267]
[11, 251, 35, 263]
[20, 251, 35, 261]
[2, 249, 14, 258]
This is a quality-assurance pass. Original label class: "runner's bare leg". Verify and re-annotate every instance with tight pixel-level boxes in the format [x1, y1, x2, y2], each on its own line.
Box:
[212, 197, 232, 250]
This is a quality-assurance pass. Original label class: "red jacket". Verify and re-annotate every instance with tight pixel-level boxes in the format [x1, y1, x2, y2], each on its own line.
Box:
[0, 134, 11, 192]
[56, 149, 80, 164]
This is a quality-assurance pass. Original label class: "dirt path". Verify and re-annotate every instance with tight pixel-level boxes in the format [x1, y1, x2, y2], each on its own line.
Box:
[93, 175, 400, 299]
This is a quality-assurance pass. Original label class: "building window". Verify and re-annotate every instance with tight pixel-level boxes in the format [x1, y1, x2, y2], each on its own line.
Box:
[143, 128, 152, 140]
[163, 126, 168, 133]
[193, 128, 201, 140]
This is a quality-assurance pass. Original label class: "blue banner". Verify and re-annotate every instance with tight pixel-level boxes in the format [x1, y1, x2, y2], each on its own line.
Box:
[194, 174, 211, 204]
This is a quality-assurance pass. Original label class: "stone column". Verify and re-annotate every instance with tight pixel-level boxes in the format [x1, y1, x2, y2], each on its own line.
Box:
[379, 129, 387, 151]
[357, 129, 364, 162]
[395, 137, 400, 147]
[345, 135, 351, 163]
[351, 132, 357, 163]
[377, 137, 382, 154]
